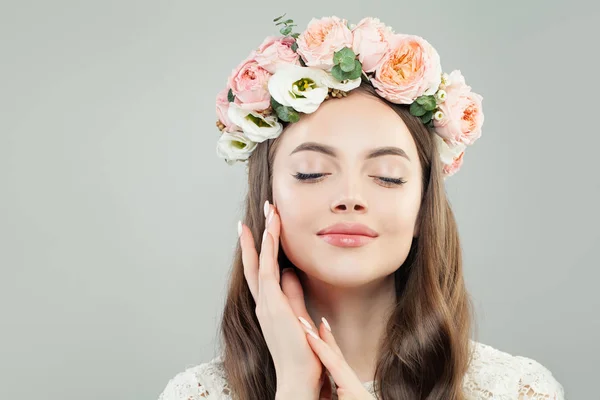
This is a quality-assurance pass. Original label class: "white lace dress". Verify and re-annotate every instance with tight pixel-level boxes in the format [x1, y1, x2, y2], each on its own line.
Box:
[158, 340, 565, 399]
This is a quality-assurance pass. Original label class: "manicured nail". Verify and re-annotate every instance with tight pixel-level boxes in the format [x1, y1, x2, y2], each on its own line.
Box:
[306, 329, 320, 340]
[264, 200, 270, 217]
[267, 208, 274, 225]
[321, 317, 332, 332]
[262, 229, 268, 244]
[298, 316, 313, 331]
[237, 221, 242, 237]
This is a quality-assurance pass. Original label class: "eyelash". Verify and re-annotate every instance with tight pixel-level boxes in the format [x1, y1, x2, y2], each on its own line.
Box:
[292, 172, 406, 187]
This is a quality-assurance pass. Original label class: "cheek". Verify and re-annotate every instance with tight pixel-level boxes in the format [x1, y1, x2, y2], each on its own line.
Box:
[272, 177, 317, 237]
[376, 189, 421, 237]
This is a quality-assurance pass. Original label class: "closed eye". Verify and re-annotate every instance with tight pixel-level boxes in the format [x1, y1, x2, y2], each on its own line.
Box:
[370, 176, 407, 187]
[292, 172, 328, 181]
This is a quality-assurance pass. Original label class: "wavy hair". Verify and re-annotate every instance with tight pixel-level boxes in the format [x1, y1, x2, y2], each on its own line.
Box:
[218, 80, 476, 399]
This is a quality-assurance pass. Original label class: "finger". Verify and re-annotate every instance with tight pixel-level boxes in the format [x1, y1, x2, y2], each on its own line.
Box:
[319, 317, 344, 358]
[281, 268, 317, 329]
[239, 221, 259, 301]
[257, 230, 280, 299]
[263, 202, 281, 280]
[303, 327, 364, 393]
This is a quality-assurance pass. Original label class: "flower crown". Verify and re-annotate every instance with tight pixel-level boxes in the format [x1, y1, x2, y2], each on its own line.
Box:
[215, 15, 484, 178]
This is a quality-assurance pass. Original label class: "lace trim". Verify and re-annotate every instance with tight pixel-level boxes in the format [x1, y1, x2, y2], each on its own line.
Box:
[158, 341, 564, 400]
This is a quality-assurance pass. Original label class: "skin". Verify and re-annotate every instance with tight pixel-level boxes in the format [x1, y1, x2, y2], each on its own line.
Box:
[270, 90, 424, 384]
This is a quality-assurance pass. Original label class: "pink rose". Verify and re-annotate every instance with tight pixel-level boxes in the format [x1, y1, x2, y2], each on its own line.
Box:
[442, 151, 465, 177]
[227, 56, 272, 112]
[215, 87, 240, 132]
[351, 17, 393, 73]
[296, 16, 354, 70]
[433, 70, 484, 145]
[370, 34, 442, 104]
[254, 36, 300, 74]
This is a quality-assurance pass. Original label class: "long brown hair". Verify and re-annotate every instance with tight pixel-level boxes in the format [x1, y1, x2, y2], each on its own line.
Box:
[218, 79, 476, 399]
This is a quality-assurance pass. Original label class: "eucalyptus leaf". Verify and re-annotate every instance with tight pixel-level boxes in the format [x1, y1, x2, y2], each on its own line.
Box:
[340, 58, 355, 72]
[273, 13, 286, 22]
[270, 96, 282, 111]
[333, 47, 356, 65]
[291, 42, 298, 52]
[410, 102, 427, 117]
[280, 26, 292, 35]
[421, 110, 434, 124]
[331, 65, 344, 81]
[227, 88, 235, 102]
[291, 33, 300, 39]
[276, 105, 299, 123]
[347, 60, 362, 79]
[416, 95, 437, 111]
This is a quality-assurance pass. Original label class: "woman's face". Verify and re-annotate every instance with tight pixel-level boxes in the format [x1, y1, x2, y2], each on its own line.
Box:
[272, 91, 423, 287]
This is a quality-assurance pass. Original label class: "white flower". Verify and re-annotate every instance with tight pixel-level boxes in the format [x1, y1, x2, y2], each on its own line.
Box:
[216, 131, 257, 165]
[435, 89, 447, 102]
[433, 133, 466, 165]
[227, 102, 283, 143]
[434, 110, 445, 121]
[268, 64, 330, 114]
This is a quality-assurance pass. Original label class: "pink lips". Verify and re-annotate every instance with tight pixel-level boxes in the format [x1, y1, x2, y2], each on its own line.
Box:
[316, 222, 379, 248]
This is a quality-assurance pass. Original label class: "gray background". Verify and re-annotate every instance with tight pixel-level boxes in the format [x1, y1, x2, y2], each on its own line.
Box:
[1, 0, 598, 399]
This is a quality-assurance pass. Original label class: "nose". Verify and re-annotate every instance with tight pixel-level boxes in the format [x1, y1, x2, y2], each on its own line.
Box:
[330, 195, 368, 214]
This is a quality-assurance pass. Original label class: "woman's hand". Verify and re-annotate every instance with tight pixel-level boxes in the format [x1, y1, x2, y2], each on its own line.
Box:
[304, 320, 376, 400]
[239, 200, 324, 399]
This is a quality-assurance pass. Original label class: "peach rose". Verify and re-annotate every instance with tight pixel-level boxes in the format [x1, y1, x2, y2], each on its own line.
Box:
[370, 34, 442, 104]
[296, 16, 354, 70]
[442, 151, 465, 177]
[434, 134, 466, 177]
[351, 17, 393, 73]
[254, 36, 300, 74]
[215, 87, 239, 132]
[433, 70, 484, 145]
[227, 56, 272, 112]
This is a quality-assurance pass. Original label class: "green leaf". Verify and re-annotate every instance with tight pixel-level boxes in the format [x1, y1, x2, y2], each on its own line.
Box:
[291, 42, 298, 52]
[331, 60, 362, 81]
[227, 88, 235, 102]
[333, 47, 356, 66]
[421, 110, 434, 124]
[299, 57, 307, 67]
[410, 101, 427, 117]
[276, 105, 299, 123]
[416, 95, 437, 111]
[291, 33, 300, 39]
[270, 96, 282, 110]
[331, 65, 344, 81]
[340, 57, 355, 72]
[347, 60, 362, 79]
[273, 13, 286, 22]
[283, 19, 293, 24]
[280, 26, 292, 35]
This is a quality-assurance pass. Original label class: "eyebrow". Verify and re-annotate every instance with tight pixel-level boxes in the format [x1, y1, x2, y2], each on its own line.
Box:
[289, 142, 411, 162]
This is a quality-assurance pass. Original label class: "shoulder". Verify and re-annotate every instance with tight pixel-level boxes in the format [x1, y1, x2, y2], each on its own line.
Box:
[464, 340, 565, 400]
[158, 356, 230, 400]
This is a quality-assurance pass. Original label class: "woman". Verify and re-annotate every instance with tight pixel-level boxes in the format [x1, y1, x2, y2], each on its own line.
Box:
[158, 15, 564, 400]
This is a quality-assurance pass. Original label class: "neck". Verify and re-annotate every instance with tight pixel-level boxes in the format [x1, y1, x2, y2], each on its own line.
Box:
[297, 270, 396, 384]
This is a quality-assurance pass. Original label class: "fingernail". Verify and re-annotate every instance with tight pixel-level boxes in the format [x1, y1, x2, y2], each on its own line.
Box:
[298, 316, 312, 331]
[267, 208, 274, 225]
[263, 200, 270, 218]
[262, 229, 268, 244]
[237, 221, 242, 238]
[321, 317, 332, 332]
[306, 329, 320, 340]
